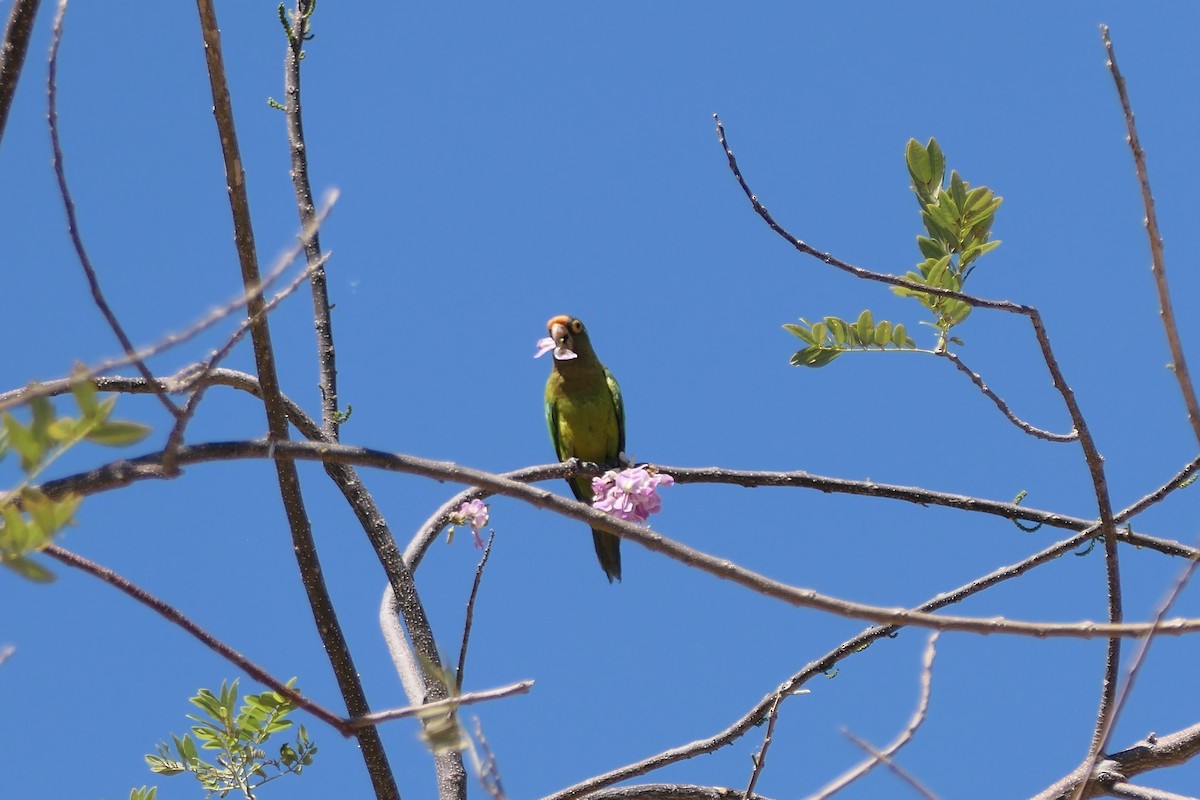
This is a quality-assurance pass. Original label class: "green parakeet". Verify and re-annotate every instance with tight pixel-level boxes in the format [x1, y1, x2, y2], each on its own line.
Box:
[538, 314, 625, 582]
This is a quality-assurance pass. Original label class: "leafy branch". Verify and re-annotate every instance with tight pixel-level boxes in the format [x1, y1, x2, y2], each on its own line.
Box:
[0, 377, 148, 582]
[145, 680, 317, 800]
[786, 138, 1002, 367]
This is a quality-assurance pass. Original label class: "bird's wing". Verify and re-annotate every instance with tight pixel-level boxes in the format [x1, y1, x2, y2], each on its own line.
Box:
[604, 366, 625, 459]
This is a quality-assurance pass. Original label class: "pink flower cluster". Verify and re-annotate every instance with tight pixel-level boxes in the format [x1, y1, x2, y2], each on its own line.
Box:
[453, 498, 489, 549]
[591, 467, 674, 523]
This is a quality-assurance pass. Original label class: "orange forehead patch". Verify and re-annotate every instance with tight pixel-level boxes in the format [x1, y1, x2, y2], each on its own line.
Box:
[547, 314, 571, 328]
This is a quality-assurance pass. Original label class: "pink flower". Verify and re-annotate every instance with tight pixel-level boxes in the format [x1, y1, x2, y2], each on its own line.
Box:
[534, 336, 578, 361]
[453, 499, 489, 549]
[591, 467, 674, 523]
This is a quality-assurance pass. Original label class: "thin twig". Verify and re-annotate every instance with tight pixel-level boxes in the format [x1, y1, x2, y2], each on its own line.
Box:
[1103, 24, 1200, 446]
[43, 544, 350, 733]
[1106, 784, 1198, 800]
[48, 0, 178, 419]
[837, 732, 941, 800]
[457, 531, 496, 691]
[811, 633, 939, 799]
[472, 717, 508, 800]
[0, 0, 42, 145]
[283, 0, 340, 438]
[345, 681, 534, 729]
[941, 351, 1076, 441]
[743, 693, 785, 800]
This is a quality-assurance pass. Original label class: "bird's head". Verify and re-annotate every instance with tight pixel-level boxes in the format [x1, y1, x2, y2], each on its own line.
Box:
[535, 314, 591, 361]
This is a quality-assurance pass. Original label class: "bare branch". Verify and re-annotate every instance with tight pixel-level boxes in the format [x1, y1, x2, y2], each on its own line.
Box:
[941, 351, 1076, 441]
[43, 544, 351, 734]
[48, 0, 178, 419]
[345, 681, 534, 730]
[1107, 784, 1198, 800]
[1102, 24, 1200, 447]
[1034, 723, 1200, 800]
[742, 693, 784, 800]
[457, 531, 496, 691]
[20, 438, 1200, 640]
[577, 787, 763, 800]
[836, 732, 940, 800]
[811, 633, 939, 799]
[282, 0, 340, 438]
[0, 0, 41, 146]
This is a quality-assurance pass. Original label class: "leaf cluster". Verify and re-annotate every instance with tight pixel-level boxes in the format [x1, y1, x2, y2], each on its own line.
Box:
[784, 138, 1001, 368]
[0, 380, 150, 582]
[892, 138, 1002, 337]
[145, 679, 317, 799]
[785, 310, 917, 367]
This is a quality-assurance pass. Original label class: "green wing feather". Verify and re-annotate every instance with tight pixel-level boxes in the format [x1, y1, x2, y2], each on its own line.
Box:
[605, 366, 625, 460]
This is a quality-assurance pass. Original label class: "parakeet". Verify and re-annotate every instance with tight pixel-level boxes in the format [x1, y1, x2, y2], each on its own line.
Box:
[539, 315, 626, 582]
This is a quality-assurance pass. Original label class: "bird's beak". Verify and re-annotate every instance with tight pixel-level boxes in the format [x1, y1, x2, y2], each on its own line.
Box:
[533, 318, 578, 361]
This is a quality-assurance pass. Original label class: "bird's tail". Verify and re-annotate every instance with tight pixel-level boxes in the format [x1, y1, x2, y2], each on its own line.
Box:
[592, 528, 622, 583]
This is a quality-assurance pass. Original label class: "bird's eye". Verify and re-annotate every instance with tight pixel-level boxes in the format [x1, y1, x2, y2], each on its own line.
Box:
[570, 319, 584, 334]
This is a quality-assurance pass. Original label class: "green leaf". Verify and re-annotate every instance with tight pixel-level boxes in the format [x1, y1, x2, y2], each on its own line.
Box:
[93, 395, 117, 424]
[190, 689, 224, 720]
[946, 301, 973, 325]
[3, 504, 33, 550]
[177, 733, 199, 763]
[145, 754, 187, 777]
[892, 323, 911, 349]
[874, 320, 892, 347]
[85, 420, 152, 446]
[29, 397, 56, 448]
[921, 209, 956, 246]
[23, 490, 58, 537]
[4, 413, 44, 472]
[46, 417, 80, 442]
[825, 316, 848, 347]
[916, 236, 945, 260]
[906, 138, 932, 186]
[963, 185, 990, 212]
[51, 494, 82, 530]
[948, 169, 968, 210]
[810, 322, 828, 345]
[782, 323, 814, 345]
[926, 138, 945, 190]
[853, 310, 874, 346]
[791, 347, 842, 367]
[71, 378, 99, 419]
[925, 256, 951, 288]
[2, 554, 56, 583]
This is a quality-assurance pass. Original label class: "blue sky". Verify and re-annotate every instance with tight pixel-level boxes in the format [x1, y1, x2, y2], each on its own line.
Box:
[4, 2, 1200, 798]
